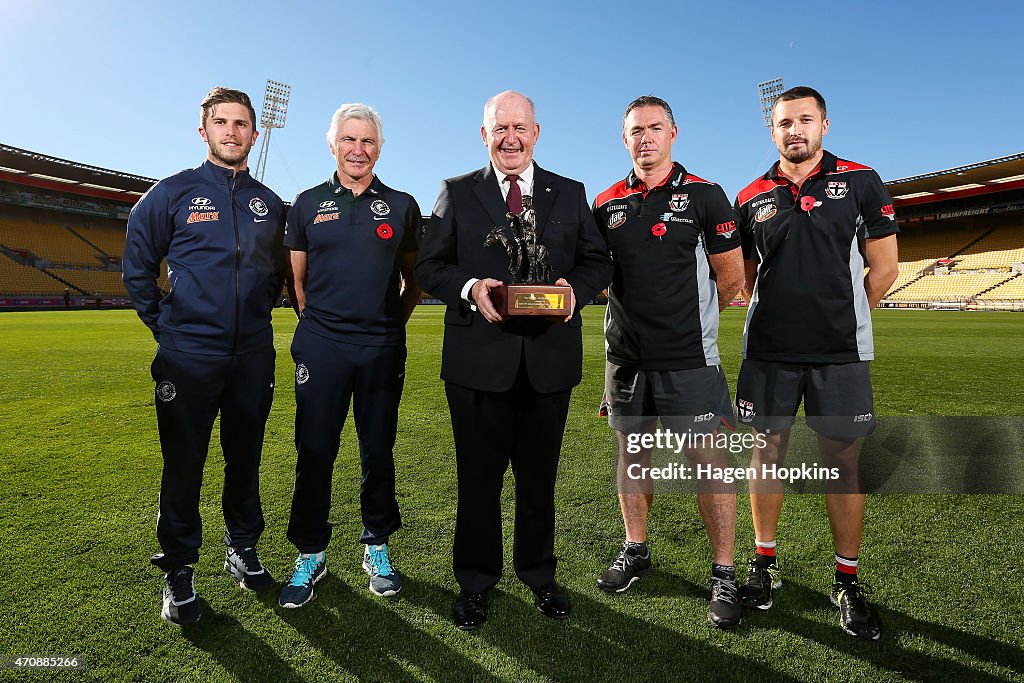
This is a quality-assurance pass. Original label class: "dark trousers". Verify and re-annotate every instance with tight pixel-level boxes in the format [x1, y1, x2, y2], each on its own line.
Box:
[287, 324, 405, 553]
[445, 366, 571, 593]
[150, 346, 275, 572]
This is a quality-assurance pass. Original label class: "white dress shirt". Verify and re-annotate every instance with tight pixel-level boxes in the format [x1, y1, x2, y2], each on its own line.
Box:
[461, 162, 536, 307]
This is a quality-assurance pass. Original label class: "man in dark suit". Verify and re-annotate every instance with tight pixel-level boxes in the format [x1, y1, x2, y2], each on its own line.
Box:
[416, 90, 612, 630]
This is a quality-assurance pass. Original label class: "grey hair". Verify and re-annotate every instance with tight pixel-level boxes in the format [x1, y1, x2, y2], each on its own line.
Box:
[326, 103, 384, 147]
[482, 90, 536, 125]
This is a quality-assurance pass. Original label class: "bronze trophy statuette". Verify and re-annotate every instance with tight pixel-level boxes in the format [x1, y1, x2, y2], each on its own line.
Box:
[483, 196, 571, 317]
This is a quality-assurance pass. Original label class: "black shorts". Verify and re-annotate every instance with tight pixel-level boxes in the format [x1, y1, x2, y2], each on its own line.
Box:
[605, 362, 734, 435]
[735, 359, 876, 439]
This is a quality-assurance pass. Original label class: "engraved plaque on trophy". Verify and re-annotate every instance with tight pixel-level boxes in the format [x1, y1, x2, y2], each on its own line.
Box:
[482, 195, 572, 316]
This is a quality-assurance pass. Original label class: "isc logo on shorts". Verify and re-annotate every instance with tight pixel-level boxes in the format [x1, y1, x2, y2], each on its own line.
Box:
[853, 413, 874, 422]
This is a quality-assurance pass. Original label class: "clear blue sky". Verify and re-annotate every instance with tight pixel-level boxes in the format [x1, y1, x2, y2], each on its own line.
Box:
[2, 1, 1021, 208]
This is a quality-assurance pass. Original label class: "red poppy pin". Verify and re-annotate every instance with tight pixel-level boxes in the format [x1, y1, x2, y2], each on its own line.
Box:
[799, 196, 820, 213]
[651, 222, 667, 239]
[376, 223, 394, 240]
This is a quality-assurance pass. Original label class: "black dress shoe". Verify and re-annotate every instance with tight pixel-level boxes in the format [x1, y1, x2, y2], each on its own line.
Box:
[532, 583, 571, 620]
[453, 590, 489, 631]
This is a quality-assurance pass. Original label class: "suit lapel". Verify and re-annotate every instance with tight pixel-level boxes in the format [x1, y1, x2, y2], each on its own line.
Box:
[473, 164, 512, 230]
[531, 163, 558, 237]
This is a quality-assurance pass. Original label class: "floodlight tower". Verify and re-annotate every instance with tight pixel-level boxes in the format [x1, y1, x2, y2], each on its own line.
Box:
[253, 80, 291, 182]
[757, 78, 785, 127]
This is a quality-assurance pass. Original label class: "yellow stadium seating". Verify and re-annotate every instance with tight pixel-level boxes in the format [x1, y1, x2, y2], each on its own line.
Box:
[0, 259, 67, 295]
[952, 248, 1024, 270]
[960, 226, 1024, 254]
[896, 228, 987, 262]
[72, 225, 127, 257]
[60, 270, 130, 296]
[881, 225, 1024, 300]
[886, 272, 1015, 301]
[0, 214, 167, 298]
[0, 217, 100, 266]
[976, 274, 1024, 300]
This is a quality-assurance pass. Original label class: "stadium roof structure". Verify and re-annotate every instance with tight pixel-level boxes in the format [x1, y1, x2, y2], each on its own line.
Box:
[0, 143, 155, 203]
[886, 152, 1024, 207]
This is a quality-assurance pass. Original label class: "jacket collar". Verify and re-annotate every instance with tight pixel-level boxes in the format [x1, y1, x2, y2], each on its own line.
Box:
[199, 159, 254, 187]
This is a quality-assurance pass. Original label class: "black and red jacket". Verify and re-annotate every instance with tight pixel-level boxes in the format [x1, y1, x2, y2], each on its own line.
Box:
[734, 150, 897, 364]
[595, 162, 740, 370]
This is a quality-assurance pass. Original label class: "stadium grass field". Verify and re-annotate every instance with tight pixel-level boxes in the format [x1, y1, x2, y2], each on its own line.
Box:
[1, 307, 1022, 682]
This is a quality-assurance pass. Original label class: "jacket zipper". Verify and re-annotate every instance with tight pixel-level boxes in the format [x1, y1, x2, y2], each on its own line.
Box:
[230, 176, 240, 354]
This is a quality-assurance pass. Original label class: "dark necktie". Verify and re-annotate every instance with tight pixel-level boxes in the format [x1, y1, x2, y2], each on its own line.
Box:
[506, 174, 523, 214]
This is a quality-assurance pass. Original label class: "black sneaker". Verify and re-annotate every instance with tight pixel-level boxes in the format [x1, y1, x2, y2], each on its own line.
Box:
[740, 557, 781, 610]
[597, 542, 652, 593]
[162, 566, 200, 625]
[708, 575, 742, 629]
[224, 546, 276, 592]
[831, 581, 881, 641]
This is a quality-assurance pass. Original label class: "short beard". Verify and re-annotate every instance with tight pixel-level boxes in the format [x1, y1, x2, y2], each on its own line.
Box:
[779, 138, 820, 164]
[210, 142, 249, 168]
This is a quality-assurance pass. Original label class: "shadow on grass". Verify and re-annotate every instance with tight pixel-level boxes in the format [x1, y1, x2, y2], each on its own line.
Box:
[176, 572, 1022, 681]
[744, 580, 1024, 681]
[637, 567, 709, 601]
[183, 598, 305, 682]
[402, 575, 802, 683]
[277, 575, 503, 683]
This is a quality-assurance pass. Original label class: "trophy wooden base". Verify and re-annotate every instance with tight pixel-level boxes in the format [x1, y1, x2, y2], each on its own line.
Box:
[494, 284, 572, 316]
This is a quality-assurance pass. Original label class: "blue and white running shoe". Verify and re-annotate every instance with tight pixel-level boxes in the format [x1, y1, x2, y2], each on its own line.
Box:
[363, 544, 402, 596]
[279, 552, 327, 608]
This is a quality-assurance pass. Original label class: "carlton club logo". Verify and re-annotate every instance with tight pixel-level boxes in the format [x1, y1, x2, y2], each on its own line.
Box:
[156, 381, 176, 402]
[249, 197, 269, 217]
[370, 199, 390, 216]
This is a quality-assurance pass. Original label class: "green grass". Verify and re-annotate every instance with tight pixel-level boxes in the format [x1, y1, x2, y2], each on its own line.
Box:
[0, 308, 1022, 682]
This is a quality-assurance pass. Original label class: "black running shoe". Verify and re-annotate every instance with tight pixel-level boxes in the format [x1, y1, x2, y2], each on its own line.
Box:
[831, 581, 881, 641]
[224, 546, 276, 592]
[739, 557, 781, 610]
[162, 566, 200, 625]
[597, 542, 652, 593]
[708, 575, 742, 629]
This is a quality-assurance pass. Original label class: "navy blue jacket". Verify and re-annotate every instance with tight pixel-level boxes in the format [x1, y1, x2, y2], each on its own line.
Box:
[123, 161, 288, 355]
